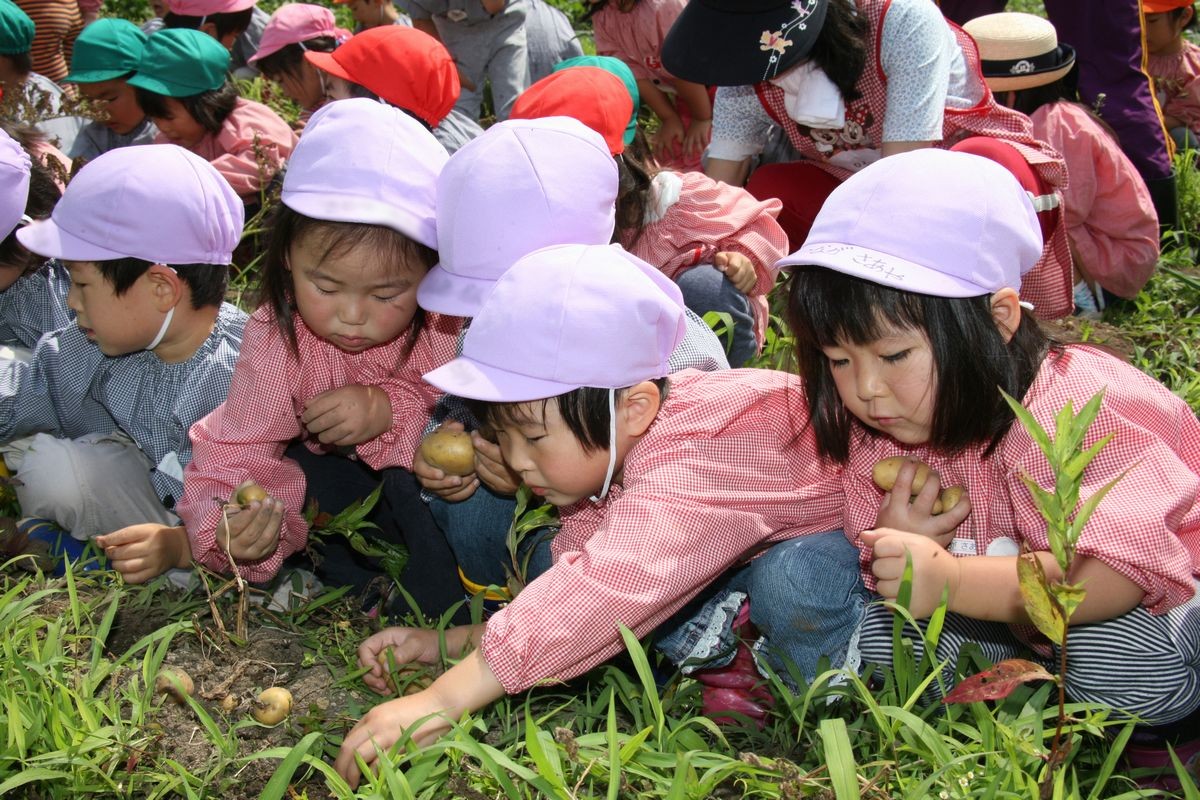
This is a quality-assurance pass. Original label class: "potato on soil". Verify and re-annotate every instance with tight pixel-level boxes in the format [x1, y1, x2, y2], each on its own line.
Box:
[234, 481, 268, 505]
[155, 667, 194, 704]
[251, 687, 292, 725]
[420, 429, 476, 476]
[872, 457, 932, 494]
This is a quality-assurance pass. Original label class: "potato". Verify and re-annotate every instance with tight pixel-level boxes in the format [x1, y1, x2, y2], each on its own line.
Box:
[251, 687, 292, 725]
[872, 457, 932, 494]
[219, 694, 239, 713]
[154, 667, 194, 705]
[234, 481, 268, 505]
[420, 429, 475, 476]
[936, 486, 965, 515]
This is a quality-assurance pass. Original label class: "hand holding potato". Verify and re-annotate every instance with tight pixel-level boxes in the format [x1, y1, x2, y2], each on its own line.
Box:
[414, 421, 480, 502]
[217, 481, 283, 562]
[873, 459, 970, 545]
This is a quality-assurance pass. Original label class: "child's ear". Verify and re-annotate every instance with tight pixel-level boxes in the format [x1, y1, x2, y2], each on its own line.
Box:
[146, 264, 184, 312]
[990, 288, 1022, 343]
[619, 380, 663, 438]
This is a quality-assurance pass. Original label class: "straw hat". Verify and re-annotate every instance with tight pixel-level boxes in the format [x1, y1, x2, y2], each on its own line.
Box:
[964, 12, 1076, 93]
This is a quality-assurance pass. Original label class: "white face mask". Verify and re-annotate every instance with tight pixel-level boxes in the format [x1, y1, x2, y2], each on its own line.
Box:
[768, 62, 846, 130]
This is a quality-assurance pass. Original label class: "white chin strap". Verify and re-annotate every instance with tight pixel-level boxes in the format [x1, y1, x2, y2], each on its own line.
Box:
[589, 388, 618, 504]
[146, 305, 175, 351]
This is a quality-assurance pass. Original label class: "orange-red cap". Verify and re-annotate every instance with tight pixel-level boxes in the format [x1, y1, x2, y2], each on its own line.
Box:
[1143, 0, 1193, 12]
[509, 67, 634, 155]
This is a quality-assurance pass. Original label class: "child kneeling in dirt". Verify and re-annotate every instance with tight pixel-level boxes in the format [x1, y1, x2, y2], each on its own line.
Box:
[2, 144, 247, 578]
[335, 244, 857, 787]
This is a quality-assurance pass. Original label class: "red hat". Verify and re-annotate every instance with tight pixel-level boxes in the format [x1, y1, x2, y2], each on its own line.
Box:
[305, 26, 458, 127]
[1143, 0, 1193, 11]
[509, 67, 634, 155]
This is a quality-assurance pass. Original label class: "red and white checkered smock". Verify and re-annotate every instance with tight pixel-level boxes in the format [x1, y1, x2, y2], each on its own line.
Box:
[479, 368, 846, 693]
[591, 0, 685, 88]
[755, 0, 1073, 319]
[178, 306, 462, 582]
[622, 171, 787, 351]
[840, 346, 1200, 615]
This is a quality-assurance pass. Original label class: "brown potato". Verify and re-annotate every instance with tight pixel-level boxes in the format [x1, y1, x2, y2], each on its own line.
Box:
[872, 457, 933, 494]
[377, 652, 434, 696]
[420, 429, 476, 476]
[154, 667, 194, 705]
[251, 687, 292, 725]
[234, 481, 268, 505]
[936, 486, 966, 515]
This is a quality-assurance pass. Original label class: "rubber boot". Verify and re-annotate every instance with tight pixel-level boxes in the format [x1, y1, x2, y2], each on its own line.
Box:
[1145, 171, 1180, 236]
[692, 601, 772, 727]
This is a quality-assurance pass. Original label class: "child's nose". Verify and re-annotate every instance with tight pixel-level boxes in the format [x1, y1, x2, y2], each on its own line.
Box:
[338, 297, 368, 325]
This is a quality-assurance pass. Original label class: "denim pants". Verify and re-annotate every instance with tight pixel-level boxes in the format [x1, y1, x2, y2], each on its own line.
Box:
[429, 484, 554, 590]
[674, 265, 758, 369]
[656, 530, 869, 686]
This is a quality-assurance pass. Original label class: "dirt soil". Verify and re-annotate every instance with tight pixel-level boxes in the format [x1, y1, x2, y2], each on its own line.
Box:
[105, 594, 370, 799]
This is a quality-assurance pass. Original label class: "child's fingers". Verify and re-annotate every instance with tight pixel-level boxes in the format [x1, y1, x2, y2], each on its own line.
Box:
[300, 392, 339, 424]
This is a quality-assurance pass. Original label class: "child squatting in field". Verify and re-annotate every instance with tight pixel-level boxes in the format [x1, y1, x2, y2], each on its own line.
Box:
[335, 243, 857, 787]
[779, 149, 1200, 730]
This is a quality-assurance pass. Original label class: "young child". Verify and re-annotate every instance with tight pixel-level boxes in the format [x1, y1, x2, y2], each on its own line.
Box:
[510, 65, 787, 367]
[524, 0, 581, 84]
[175, 98, 465, 617]
[304, 25, 482, 154]
[1144, 0, 1200, 150]
[2, 144, 247, 578]
[248, 4, 348, 129]
[336, 243, 850, 786]
[334, 0, 411, 32]
[0, 125, 69, 352]
[405, 0, 528, 122]
[128, 28, 296, 203]
[967, 12, 1160, 312]
[0, 0, 85, 154]
[62, 19, 159, 161]
[584, 0, 711, 172]
[163, 0, 270, 78]
[415, 116, 728, 594]
[780, 149, 1200, 736]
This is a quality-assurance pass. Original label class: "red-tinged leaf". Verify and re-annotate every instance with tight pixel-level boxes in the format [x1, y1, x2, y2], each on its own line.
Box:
[1018, 551, 1066, 645]
[943, 658, 1056, 704]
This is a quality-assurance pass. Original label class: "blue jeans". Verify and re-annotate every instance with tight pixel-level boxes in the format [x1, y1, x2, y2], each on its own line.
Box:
[656, 530, 869, 685]
[429, 485, 553, 589]
[674, 265, 758, 368]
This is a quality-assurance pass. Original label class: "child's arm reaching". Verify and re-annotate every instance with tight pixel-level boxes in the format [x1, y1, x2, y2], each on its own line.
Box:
[637, 79, 686, 163]
[675, 79, 713, 160]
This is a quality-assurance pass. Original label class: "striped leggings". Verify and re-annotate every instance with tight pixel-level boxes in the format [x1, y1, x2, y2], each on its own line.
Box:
[856, 581, 1200, 725]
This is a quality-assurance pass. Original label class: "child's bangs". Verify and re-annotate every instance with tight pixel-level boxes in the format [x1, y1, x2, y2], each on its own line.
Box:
[787, 266, 928, 349]
[483, 398, 552, 432]
[297, 218, 438, 277]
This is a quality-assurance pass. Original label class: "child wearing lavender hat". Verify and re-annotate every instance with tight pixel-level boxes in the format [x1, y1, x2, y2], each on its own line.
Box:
[334, 243, 857, 785]
[3, 144, 248, 579]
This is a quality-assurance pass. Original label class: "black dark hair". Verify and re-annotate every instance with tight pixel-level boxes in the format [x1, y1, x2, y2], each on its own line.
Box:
[331, 77, 435, 132]
[0, 157, 60, 273]
[257, 204, 437, 354]
[808, 0, 868, 103]
[94, 256, 229, 308]
[580, 0, 638, 23]
[1001, 64, 1119, 142]
[134, 80, 239, 134]
[469, 378, 670, 454]
[255, 36, 337, 82]
[613, 129, 656, 249]
[164, 8, 254, 41]
[0, 51, 32, 77]
[785, 267, 1056, 463]
[1167, 5, 1198, 30]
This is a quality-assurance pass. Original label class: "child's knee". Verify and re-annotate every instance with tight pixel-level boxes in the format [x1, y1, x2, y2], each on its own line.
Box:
[9, 434, 89, 527]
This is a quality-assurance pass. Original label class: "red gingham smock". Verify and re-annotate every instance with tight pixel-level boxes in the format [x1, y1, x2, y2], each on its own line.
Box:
[178, 306, 462, 582]
[840, 346, 1200, 615]
[1148, 41, 1200, 137]
[755, 0, 1073, 319]
[591, 0, 685, 88]
[622, 171, 787, 351]
[479, 369, 846, 693]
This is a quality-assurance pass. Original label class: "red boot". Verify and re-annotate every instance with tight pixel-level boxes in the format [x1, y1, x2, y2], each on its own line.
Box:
[693, 601, 773, 727]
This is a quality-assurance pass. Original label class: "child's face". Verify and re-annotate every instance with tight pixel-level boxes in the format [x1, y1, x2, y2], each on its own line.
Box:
[288, 231, 425, 353]
[64, 261, 165, 356]
[78, 79, 145, 136]
[1145, 11, 1190, 55]
[493, 401, 615, 507]
[148, 97, 208, 149]
[821, 322, 937, 445]
[347, 0, 381, 27]
[268, 61, 324, 110]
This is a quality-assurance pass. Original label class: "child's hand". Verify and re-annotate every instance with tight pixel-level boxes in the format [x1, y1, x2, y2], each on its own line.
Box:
[302, 384, 392, 446]
[413, 421, 480, 502]
[96, 523, 190, 583]
[358, 627, 443, 694]
[472, 431, 520, 495]
[334, 690, 452, 788]
[860, 528, 962, 619]
[713, 251, 758, 294]
[216, 483, 283, 562]
[683, 117, 712, 160]
[874, 460, 971, 547]
[653, 115, 685, 162]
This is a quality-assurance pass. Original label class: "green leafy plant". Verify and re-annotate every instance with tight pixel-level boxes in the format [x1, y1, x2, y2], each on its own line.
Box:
[502, 485, 559, 598]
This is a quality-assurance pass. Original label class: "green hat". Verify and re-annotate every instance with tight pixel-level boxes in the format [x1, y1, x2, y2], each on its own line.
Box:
[0, 0, 34, 56]
[127, 28, 229, 97]
[554, 55, 639, 147]
[65, 19, 148, 83]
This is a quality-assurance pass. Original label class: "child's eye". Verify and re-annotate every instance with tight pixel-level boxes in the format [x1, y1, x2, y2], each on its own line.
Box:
[524, 435, 545, 445]
[372, 293, 398, 303]
[827, 357, 849, 369]
[313, 284, 335, 295]
[882, 349, 911, 364]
